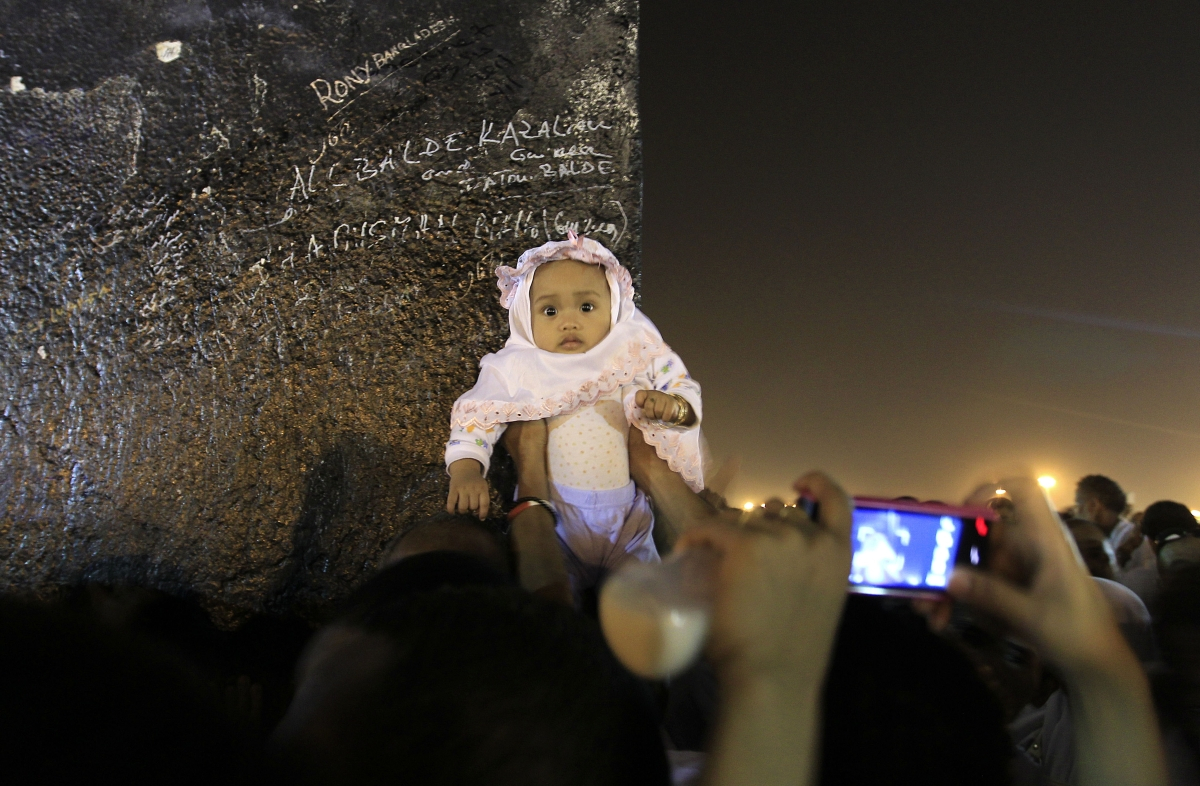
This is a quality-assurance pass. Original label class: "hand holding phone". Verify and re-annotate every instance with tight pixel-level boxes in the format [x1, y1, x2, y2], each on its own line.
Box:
[948, 477, 1168, 786]
[947, 479, 1123, 676]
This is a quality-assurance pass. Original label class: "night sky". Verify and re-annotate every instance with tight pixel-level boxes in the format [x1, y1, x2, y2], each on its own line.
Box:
[638, 2, 1200, 510]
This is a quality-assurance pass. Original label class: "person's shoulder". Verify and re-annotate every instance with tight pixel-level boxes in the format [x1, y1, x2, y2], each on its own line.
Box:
[1093, 576, 1150, 621]
[1109, 518, 1135, 543]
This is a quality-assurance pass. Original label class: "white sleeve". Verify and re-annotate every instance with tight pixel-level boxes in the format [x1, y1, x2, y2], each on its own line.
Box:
[642, 351, 702, 427]
[621, 350, 708, 493]
[445, 422, 507, 475]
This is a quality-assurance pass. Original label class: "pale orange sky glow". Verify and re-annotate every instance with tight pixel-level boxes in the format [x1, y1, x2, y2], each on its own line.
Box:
[640, 3, 1200, 513]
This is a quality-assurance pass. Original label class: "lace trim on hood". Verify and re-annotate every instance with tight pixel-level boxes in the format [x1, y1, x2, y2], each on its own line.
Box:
[495, 231, 635, 312]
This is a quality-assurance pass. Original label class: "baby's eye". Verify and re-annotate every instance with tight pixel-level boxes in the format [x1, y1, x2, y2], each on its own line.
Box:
[581, 302, 594, 313]
[542, 306, 558, 317]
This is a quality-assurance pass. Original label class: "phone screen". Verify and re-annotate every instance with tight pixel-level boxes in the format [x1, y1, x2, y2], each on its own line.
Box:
[848, 505, 988, 596]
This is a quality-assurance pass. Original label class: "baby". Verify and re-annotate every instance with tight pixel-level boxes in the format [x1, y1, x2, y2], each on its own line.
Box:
[444, 231, 704, 593]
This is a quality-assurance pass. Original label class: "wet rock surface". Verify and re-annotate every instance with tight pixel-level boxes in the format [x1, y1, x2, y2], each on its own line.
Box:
[0, 0, 641, 623]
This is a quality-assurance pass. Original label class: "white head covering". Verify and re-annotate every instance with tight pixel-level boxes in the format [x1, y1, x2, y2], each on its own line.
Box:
[450, 232, 704, 491]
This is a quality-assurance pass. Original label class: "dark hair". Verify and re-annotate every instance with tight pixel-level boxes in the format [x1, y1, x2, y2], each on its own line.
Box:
[1142, 501, 1200, 545]
[381, 512, 510, 575]
[338, 551, 510, 625]
[296, 585, 668, 786]
[1076, 475, 1127, 514]
[819, 597, 1012, 786]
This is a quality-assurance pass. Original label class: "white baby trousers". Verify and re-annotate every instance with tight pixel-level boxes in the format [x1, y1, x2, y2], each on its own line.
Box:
[551, 480, 660, 597]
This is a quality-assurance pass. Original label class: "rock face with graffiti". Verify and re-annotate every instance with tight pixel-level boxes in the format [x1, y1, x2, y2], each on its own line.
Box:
[0, 0, 641, 621]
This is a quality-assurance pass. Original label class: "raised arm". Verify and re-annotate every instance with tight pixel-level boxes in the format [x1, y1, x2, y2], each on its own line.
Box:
[677, 472, 854, 786]
[949, 477, 1168, 786]
[500, 420, 572, 606]
[628, 428, 720, 550]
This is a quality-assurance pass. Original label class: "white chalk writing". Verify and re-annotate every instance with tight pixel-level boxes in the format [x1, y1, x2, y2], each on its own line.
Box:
[371, 18, 456, 69]
[305, 202, 627, 262]
[309, 17, 457, 111]
[478, 117, 613, 146]
[287, 115, 620, 198]
[309, 59, 373, 111]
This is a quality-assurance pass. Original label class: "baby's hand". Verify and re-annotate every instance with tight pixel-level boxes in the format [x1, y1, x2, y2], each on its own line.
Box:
[635, 390, 683, 424]
[447, 459, 490, 519]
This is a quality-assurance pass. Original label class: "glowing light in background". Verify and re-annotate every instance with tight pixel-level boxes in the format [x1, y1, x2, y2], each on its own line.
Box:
[1192, 510, 1200, 521]
[995, 488, 1007, 496]
[1038, 476, 1057, 489]
[742, 502, 755, 511]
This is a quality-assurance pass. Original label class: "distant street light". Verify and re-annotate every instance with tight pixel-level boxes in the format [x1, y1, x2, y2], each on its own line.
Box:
[742, 502, 755, 511]
[1038, 476, 1057, 489]
[995, 488, 1007, 496]
[1191, 509, 1200, 521]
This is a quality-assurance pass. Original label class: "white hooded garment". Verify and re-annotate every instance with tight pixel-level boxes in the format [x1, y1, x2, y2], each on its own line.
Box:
[445, 233, 705, 492]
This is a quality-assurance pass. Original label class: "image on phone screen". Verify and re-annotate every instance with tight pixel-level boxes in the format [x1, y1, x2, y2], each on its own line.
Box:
[849, 507, 980, 594]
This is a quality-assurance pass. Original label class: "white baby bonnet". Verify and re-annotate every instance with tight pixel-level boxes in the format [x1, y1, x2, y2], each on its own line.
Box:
[449, 232, 705, 491]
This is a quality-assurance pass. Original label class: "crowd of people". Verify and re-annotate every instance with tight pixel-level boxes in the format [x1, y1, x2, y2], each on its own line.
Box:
[4, 428, 1198, 785]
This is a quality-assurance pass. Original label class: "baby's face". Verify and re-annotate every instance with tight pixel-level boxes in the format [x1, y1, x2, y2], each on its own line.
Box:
[529, 259, 611, 353]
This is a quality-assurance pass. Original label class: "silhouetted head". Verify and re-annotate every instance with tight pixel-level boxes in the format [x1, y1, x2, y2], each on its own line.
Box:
[1075, 475, 1127, 531]
[273, 570, 667, 786]
[1159, 536, 1200, 577]
[381, 512, 509, 577]
[1093, 577, 1157, 663]
[820, 597, 1012, 786]
[1142, 501, 1200, 550]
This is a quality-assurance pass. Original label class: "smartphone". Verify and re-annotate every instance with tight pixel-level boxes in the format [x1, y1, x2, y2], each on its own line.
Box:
[846, 497, 994, 598]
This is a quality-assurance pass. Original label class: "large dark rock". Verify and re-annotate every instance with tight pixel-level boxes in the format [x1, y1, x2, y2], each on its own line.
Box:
[0, 0, 641, 622]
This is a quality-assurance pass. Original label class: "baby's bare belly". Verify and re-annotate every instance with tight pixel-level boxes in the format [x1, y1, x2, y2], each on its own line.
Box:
[546, 399, 630, 491]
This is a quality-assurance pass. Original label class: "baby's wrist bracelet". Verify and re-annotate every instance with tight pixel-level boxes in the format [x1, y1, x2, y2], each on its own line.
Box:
[667, 394, 691, 427]
[508, 497, 558, 525]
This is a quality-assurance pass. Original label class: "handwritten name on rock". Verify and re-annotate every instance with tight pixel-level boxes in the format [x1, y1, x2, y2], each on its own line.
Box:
[309, 17, 456, 111]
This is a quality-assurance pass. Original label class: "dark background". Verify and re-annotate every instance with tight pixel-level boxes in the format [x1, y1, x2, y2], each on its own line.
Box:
[641, 1, 1200, 510]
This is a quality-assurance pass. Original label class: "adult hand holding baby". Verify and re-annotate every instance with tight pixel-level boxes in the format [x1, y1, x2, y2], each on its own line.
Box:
[500, 419, 572, 605]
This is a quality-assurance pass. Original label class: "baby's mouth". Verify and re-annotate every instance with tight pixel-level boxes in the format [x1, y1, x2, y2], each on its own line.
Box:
[559, 335, 584, 350]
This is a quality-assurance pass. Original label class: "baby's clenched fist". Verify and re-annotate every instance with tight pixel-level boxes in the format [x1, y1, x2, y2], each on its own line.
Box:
[635, 389, 688, 424]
